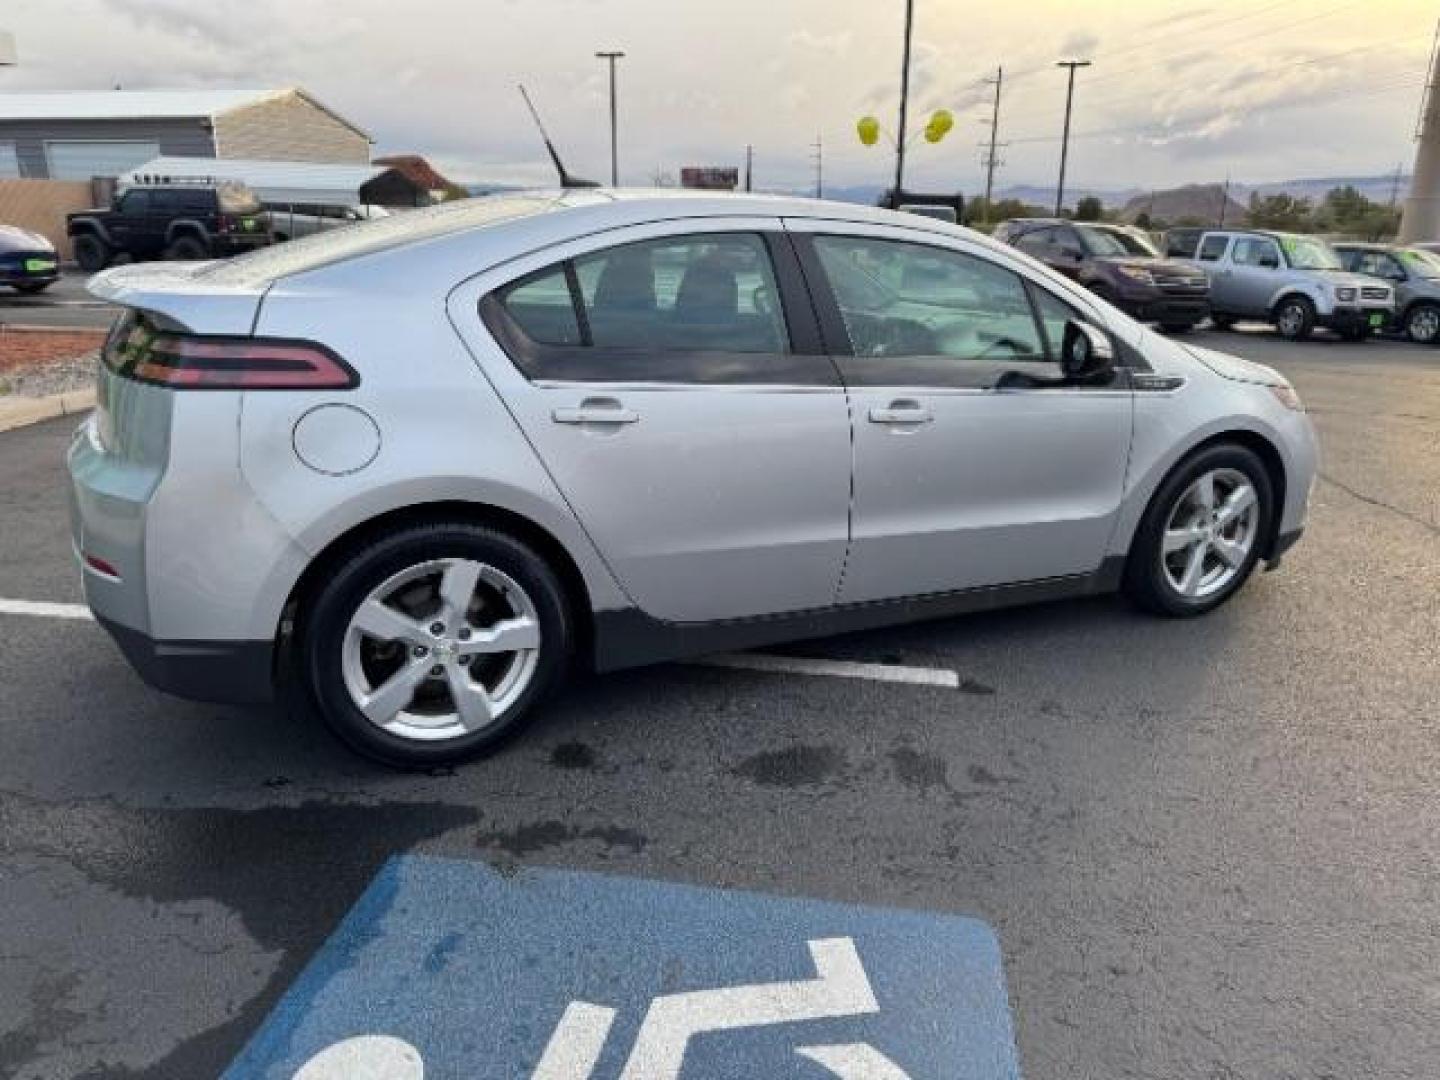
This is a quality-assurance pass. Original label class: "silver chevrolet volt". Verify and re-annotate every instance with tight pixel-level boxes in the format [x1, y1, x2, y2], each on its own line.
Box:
[67, 191, 1317, 766]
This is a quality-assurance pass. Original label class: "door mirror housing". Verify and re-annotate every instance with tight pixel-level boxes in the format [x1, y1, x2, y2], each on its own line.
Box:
[1059, 320, 1115, 380]
[1258, 252, 1280, 269]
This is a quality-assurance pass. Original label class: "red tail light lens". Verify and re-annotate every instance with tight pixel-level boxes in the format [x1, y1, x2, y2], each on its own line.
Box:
[103, 316, 357, 390]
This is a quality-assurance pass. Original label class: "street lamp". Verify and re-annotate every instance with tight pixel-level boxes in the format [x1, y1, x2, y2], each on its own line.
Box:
[1054, 59, 1091, 216]
[595, 49, 624, 187]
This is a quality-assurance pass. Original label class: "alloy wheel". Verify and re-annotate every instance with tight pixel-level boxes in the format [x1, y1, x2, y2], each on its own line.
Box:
[340, 558, 542, 741]
[1408, 306, 1440, 344]
[1160, 468, 1260, 600]
[1276, 303, 1306, 338]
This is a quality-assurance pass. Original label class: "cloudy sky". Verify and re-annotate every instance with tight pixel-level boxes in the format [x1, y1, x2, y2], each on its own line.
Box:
[4, 0, 1438, 194]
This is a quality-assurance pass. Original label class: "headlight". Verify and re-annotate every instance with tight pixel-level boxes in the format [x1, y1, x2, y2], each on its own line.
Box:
[1269, 384, 1304, 411]
[1335, 286, 1357, 302]
[1115, 265, 1154, 284]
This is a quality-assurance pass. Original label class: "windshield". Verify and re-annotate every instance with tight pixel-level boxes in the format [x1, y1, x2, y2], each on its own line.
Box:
[1081, 225, 1158, 258]
[1279, 236, 1342, 270]
[1400, 248, 1440, 276]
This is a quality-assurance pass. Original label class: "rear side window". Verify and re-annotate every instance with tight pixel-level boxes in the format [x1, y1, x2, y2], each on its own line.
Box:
[1233, 237, 1280, 267]
[573, 234, 787, 353]
[1197, 235, 1229, 262]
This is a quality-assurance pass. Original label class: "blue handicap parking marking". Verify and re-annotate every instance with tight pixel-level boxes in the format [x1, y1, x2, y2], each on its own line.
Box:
[226, 854, 1020, 1079]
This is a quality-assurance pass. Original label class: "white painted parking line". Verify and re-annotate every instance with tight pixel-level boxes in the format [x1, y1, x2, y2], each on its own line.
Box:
[0, 598, 92, 620]
[695, 652, 960, 689]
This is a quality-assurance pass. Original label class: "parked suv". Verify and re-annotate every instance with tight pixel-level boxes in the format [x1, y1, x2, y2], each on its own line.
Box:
[68, 180, 272, 272]
[1333, 242, 1440, 345]
[1186, 229, 1393, 341]
[994, 218, 1211, 332]
[70, 192, 1316, 766]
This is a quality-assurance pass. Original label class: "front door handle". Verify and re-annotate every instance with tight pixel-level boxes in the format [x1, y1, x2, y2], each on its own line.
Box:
[552, 398, 639, 425]
[868, 400, 933, 425]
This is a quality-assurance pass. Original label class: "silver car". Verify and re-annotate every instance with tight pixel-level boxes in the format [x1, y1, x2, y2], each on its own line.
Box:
[68, 192, 1318, 766]
[1333, 242, 1440, 345]
[1188, 228, 1394, 341]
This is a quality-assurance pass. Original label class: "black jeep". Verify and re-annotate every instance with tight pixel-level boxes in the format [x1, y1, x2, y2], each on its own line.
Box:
[67, 181, 272, 272]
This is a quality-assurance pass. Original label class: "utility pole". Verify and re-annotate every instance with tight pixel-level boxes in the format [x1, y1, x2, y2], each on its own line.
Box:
[1389, 162, 1404, 207]
[595, 49, 625, 186]
[1054, 59, 1091, 217]
[1218, 173, 1231, 228]
[744, 144, 753, 192]
[812, 134, 823, 199]
[981, 66, 1003, 224]
[894, 0, 915, 201]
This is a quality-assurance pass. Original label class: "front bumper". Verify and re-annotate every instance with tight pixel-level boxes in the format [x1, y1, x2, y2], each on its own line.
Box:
[0, 251, 60, 286]
[97, 616, 275, 705]
[1112, 284, 1210, 325]
[1321, 305, 1392, 334]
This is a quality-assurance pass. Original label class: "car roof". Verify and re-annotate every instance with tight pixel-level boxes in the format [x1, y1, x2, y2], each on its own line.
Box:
[195, 187, 1011, 289]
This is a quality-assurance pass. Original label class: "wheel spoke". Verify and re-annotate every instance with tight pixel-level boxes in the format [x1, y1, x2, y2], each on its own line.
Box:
[439, 560, 482, 622]
[358, 660, 428, 724]
[458, 616, 540, 656]
[1178, 542, 1208, 596]
[1164, 527, 1200, 555]
[1212, 536, 1248, 568]
[352, 600, 426, 645]
[1215, 484, 1256, 527]
[444, 664, 494, 731]
[1191, 472, 1216, 511]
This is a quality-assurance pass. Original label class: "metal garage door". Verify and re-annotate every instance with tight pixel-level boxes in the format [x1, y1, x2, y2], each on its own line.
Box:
[0, 143, 18, 177]
[45, 140, 160, 180]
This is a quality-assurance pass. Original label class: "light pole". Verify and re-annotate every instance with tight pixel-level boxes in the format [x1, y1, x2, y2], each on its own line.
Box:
[595, 50, 624, 187]
[1054, 59, 1090, 216]
[894, 0, 915, 200]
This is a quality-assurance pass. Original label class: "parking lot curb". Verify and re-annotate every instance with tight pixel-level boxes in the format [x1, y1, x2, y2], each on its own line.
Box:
[0, 387, 95, 434]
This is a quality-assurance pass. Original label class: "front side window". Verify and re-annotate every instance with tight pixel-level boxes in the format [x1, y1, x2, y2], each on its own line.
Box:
[118, 190, 150, 215]
[1198, 235, 1229, 262]
[1233, 238, 1281, 268]
[812, 235, 1046, 365]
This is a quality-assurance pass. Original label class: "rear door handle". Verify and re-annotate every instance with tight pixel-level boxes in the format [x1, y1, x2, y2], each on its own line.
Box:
[552, 398, 639, 425]
[868, 401, 933, 425]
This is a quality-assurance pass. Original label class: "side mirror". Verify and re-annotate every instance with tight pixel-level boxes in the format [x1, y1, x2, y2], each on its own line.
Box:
[1060, 320, 1115, 380]
[1259, 254, 1280, 269]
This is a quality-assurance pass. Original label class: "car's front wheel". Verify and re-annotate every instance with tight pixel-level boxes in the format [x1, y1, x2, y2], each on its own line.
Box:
[72, 234, 110, 273]
[1404, 302, 1440, 345]
[13, 281, 51, 295]
[298, 523, 573, 768]
[164, 234, 208, 261]
[1123, 444, 1275, 617]
[1273, 296, 1315, 341]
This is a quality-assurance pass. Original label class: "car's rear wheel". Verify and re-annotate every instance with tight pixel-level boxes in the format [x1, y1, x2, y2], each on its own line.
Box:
[299, 523, 573, 768]
[1123, 444, 1274, 617]
[164, 234, 208, 261]
[1273, 296, 1315, 341]
[1404, 302, 1440, 345]
[72, 234, 110, 273]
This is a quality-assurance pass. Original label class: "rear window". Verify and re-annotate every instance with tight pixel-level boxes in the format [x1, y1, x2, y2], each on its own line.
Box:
[194, 194, 564, 288]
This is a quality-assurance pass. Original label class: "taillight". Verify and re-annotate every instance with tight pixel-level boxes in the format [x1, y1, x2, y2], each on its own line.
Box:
[104, 318, 357, 390]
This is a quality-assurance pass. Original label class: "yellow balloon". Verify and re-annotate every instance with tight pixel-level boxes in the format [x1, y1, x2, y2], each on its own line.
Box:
[856, 116, 881, 147]
[924, 108, 955, 143]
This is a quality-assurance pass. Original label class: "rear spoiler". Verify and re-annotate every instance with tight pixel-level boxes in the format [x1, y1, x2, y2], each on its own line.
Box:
[85, 262, 267, 336]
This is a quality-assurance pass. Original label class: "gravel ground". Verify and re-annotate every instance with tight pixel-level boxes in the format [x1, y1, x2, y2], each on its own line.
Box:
[0, 349, 98, 399]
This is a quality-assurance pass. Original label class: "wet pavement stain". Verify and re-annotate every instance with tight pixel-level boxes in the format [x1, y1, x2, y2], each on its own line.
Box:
[731, 745, 845, 788]
[475, 819, 648, 857]
[549, 741, 598, 770]
[0, 791, 480, 1080]
[889, 747, 951, 792]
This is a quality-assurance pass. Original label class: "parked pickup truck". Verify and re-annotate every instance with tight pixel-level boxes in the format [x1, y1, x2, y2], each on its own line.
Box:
[67, 180, 272, 272]
[1185, 229, 1394, 341]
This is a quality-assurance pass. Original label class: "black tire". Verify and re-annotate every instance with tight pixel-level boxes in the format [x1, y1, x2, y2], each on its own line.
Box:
[163, 234, 208, 261]
[1122, 443, 1275, 618]
[1403, 302, 1440, 345]
[298, 522, 574, 768]
[72, 233, 110, 273]
[1160, 321, 1197, 334]
[13, 281, 51, 295]
[1210, 313, 1237, 330]
[1273, 295, 1315, 341]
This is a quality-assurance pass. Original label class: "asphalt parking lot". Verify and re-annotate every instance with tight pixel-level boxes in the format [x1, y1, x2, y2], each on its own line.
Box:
[1, 326, 1438, 1078]
[0, 272, 114, 330]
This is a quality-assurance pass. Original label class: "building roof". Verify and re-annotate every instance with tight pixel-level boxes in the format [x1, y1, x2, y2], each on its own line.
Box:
[0, 86, 370, 139]
[373, 155, 454, 193]
[121, 156, 404, 207]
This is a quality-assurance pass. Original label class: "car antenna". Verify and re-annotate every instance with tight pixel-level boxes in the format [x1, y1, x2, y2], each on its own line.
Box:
[517, 84, 600, 189]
